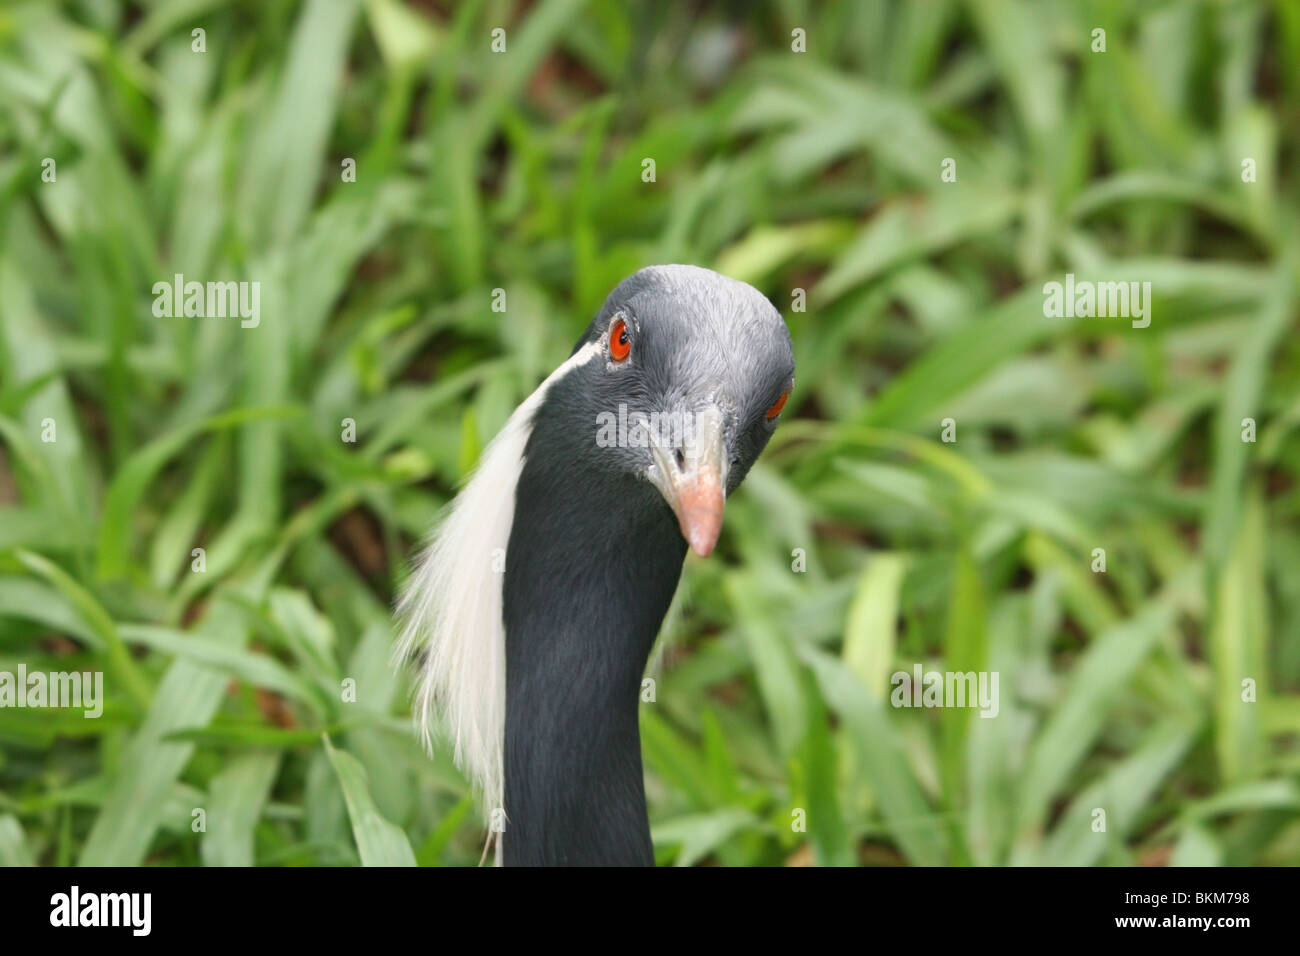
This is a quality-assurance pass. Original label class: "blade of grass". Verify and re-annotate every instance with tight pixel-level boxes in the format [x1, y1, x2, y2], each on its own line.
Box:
[200, 751, 281, 867]
[322, 735, 417, 867]
[803, 647, 950, 865]
[79, 599, 250, 865]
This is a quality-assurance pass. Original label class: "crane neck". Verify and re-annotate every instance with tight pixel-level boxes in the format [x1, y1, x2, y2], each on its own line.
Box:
[501, 437, 686, 866]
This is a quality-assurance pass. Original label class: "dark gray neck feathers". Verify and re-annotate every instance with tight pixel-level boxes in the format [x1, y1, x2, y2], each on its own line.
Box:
[501, 371, 686, 866]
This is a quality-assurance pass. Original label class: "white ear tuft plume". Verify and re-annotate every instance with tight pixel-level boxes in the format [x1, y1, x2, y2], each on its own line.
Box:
[394, 343, 601, 823]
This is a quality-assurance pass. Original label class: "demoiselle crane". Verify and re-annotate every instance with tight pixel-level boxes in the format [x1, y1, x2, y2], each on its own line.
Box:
[397, 265, 795, 865]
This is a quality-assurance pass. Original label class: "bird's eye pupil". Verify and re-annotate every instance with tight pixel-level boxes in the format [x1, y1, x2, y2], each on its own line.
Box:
[618, 330, 628, 346]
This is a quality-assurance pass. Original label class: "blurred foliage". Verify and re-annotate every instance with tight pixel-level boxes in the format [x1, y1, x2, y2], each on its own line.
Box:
[0, 0, 1298, 867]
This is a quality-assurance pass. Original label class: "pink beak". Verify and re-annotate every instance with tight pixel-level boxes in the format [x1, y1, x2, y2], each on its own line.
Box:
[649, 405, 729, 558]
[672, 465, 725, 557]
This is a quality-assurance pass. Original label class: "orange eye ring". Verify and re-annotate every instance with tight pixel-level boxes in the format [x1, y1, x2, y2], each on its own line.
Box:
[765, 388, 790, 420]
[609, 318, 630, 362]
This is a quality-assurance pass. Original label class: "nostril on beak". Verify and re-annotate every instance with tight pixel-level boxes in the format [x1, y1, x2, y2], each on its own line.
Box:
[674, 447, 686, 470]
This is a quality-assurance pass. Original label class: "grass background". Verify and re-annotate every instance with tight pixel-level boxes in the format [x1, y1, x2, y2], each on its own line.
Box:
[0, 0, 1298, 867]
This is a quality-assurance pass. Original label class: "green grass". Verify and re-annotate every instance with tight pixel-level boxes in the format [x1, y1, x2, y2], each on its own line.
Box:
[0, 0, 1298, 866]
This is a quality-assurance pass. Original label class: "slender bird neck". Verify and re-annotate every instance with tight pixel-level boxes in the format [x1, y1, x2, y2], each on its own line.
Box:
[501, 417, 686, 866]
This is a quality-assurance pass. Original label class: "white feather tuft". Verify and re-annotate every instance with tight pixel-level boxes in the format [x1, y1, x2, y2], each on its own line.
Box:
[394, 343, 601, 820]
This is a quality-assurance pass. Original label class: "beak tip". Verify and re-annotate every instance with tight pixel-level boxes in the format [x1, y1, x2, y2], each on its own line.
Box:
[680, 508, 722, 558]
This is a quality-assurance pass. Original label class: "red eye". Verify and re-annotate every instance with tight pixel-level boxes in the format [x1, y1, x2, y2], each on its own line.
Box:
[609, 318, 630, 362]
[765, 388, 790, 420]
